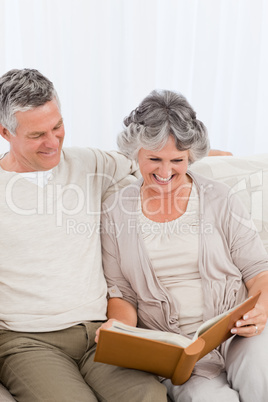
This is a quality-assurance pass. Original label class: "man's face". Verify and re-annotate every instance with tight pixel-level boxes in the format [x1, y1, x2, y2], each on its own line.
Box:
[7, 99, 65, 172]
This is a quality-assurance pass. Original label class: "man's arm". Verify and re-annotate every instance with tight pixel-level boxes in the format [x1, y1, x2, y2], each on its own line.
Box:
[96, 150, 141, 202]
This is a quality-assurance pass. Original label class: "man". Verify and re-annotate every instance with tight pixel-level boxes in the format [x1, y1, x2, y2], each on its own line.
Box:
[0, 69, 168, 402]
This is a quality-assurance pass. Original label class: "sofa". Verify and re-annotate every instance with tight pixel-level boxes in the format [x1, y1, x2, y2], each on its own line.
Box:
[191, 153, 268, 253]
[1, 153, 268, 401]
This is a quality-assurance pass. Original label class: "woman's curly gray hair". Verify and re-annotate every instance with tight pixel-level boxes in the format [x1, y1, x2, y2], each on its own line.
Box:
[117, 89, 210, 164]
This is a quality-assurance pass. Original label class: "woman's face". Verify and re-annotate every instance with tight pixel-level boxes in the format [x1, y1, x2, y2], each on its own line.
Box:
[138, 136, 190, 196]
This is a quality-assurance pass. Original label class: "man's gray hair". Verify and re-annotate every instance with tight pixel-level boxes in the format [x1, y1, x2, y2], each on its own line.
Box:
[0, 68, 60, 135]
[117, 89, 210, 164]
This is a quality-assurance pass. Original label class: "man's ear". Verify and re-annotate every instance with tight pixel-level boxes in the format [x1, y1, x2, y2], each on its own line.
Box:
[0, 124, 11, 142]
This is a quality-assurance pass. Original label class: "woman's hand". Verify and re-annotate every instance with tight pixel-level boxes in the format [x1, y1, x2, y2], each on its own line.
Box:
[231, 303, 267, 337]
[235, 271, 268, 337]
[95, 318, 118, 343]
[95, 298, 138, 343]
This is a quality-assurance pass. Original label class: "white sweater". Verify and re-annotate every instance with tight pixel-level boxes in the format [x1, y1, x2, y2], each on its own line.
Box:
[0, 147, 138, 332]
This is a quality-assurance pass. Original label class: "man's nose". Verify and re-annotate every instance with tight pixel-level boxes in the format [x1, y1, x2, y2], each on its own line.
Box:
[45, 132, 60, 148]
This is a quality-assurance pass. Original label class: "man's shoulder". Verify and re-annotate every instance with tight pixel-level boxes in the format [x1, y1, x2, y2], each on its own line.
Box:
[61, 147, 108, 169]
[102, 178, 142, 211]
[62, 146, 97, 159]
[61, 147, 128, 165]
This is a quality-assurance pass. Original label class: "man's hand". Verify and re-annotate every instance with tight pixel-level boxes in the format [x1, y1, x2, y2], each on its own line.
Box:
[208, 149, 233, 156]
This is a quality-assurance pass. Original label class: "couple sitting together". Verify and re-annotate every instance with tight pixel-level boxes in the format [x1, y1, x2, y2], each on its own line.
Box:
[0, 68, 267, 402]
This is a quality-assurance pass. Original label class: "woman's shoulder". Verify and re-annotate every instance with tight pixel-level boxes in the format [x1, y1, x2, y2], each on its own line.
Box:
[188, 169, 250, 218]
[188, 169, 231, 195]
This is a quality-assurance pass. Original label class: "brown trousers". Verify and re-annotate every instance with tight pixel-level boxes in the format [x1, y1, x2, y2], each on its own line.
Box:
[0, 322, 167, 402]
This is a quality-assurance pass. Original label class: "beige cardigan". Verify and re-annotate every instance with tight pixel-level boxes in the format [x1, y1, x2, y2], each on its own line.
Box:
[101, 171, 268, 377]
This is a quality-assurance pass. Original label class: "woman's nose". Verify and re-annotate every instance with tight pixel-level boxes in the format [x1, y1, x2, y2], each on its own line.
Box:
[158, 163, 172, 178]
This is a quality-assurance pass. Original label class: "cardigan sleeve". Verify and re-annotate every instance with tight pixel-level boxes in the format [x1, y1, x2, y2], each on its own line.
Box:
[101, 203, 138, 309]
[227, 191, 268, 282]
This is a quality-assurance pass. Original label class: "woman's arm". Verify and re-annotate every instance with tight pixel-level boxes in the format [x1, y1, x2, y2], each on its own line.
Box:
[246, 271, 268, 315]
[95, 297, 137, 343]
[231, 271, 268, 337]
[107, 297, 138, 326]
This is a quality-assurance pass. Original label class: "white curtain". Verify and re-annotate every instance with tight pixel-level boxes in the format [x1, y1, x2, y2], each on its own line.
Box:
[0, 0, 267, 156]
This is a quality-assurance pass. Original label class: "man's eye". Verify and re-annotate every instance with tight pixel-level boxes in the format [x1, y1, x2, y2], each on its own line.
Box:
[54, 119, 63, 130]
[31, 134, 43, 139]
[150, 158, 160, 161]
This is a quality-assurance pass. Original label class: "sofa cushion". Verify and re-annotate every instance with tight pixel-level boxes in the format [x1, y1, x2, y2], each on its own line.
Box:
[191, 154, 268, 252]
[0, 384, 16, 401]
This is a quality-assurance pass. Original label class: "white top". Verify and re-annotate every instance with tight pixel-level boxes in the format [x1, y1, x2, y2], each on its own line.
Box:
[0, 153, 53, 187]
[138, 183, 204, 334]
[19, 170, 53, 187]
[0, 147, 137, 332]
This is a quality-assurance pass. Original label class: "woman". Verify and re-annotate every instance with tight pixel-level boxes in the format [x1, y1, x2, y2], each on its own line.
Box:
[97, 90, 268, 401]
